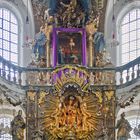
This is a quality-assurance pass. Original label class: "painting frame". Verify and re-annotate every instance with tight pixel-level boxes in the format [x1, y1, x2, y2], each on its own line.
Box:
[52, 28, 87, 67]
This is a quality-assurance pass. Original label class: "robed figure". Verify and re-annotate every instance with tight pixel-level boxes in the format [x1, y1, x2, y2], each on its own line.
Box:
[33, 26, 47, 61]
[11, 110, 25, 140]
[116, 112, 132, 140]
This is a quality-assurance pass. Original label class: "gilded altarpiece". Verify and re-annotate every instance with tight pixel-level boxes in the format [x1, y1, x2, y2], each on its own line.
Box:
[26, 65, 115, 140]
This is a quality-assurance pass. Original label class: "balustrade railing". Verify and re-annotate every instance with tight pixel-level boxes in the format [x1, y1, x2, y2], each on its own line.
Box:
[115, 56, 140, 88]
[0, 55, 140, 89]
[0, 56, 53, 88]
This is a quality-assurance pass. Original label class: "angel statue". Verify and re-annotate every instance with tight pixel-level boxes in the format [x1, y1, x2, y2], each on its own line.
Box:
[116, 112, 132, 140]
[11, 110, 26, 140]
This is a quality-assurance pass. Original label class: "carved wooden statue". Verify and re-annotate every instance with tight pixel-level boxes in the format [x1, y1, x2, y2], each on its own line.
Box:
[116, 112, 132, 140]
[11, 110, 25, 140]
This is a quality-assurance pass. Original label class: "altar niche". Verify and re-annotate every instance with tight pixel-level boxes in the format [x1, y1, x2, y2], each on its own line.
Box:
[52, 28, 87, 67]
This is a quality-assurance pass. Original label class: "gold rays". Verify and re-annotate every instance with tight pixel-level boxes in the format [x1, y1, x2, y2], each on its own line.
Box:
[37, 66, 115, 140]
[53, 65, 90, 93]
[40, 66, 103, 139]
[41, 90, 102, 140]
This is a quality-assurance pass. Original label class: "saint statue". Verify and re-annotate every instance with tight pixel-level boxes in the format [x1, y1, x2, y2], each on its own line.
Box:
[93, 31, 106, 54]
[11, 110, 26, 140]
[116, 112, 132, 140]
[33, 26, 47, 61]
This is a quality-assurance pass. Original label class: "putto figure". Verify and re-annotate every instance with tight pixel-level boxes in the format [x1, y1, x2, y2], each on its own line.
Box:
[11, 110, 26, 140]
[116, 112, 132, 140]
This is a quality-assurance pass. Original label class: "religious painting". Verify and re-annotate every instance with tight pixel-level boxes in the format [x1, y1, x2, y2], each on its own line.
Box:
[57, 32, 82, 65]
[52, 28, 87, 66]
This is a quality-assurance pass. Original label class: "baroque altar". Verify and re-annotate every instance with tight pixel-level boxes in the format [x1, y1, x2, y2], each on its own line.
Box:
[26, 65, 115, 140]
[26, 0, 116, 140]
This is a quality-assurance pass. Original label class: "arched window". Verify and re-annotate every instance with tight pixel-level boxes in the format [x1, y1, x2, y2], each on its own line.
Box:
[0, 8, 18, 65]
[0, 117, 12, 140]
[120, 9, 140, 65]
[128, 118, 140, 140]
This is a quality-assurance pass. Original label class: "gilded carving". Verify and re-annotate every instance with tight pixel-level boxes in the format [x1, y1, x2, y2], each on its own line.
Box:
[26, 65, 115, 140]
[41, 89, 102, 140]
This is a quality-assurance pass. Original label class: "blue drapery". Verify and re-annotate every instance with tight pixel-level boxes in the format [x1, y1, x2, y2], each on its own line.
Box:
[33, 31, 47, 59]
[79, 0, 91, 22]
[93, 32, 106, 53]
[47, 0, 58, 15]
[79, 0, 91, 12]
